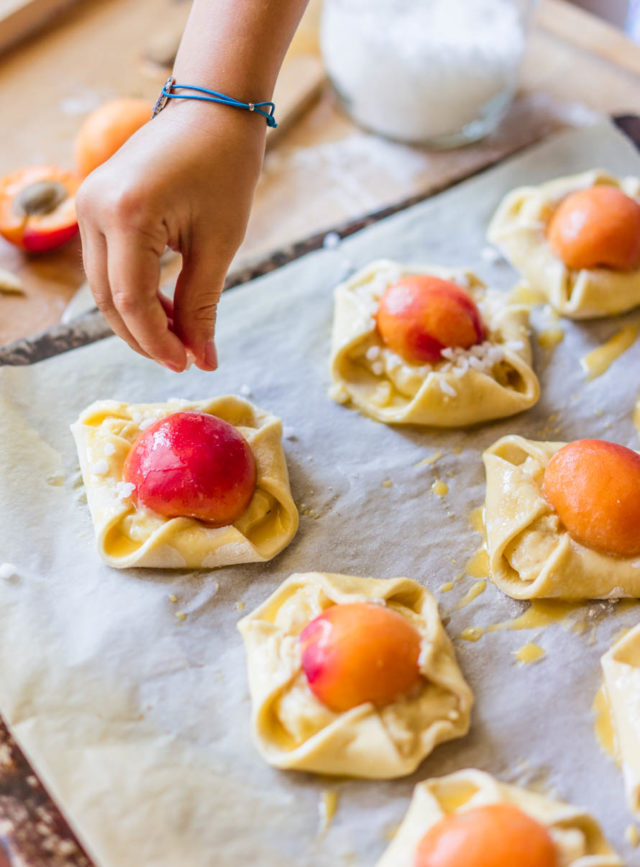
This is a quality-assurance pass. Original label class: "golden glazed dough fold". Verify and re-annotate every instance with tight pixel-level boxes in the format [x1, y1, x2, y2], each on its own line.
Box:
[329, 260, 539, 426]
[488, 169, 640, 319]
[483, 435, 640, 599]
[377, 769, 621, 867]
[71, 396, 298, 569]
[602, 624, 640, 817]
[237, 572, 472, 778]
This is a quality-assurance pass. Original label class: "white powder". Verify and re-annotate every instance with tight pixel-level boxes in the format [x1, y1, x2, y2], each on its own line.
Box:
[0, 563, 19, 581]
[321, 0, 526, 143]
[239, 384, 252, 397]
[439, 379, 457, 398]
[322, 232, 341, 250]
[116, 481, 136, 500]
[90, 459, 109, 476]
[365, 345, 381, 361]
[103, 442, 116, 456]
[139, 417, 156, 430]
[481, 246, 503, 264]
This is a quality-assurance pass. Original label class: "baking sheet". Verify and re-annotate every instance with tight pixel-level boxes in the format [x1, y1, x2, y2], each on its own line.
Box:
[1, 119, 640, 866]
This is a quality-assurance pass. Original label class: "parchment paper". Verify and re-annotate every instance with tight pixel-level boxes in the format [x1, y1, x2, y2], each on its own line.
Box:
[1, 119, 640, 867]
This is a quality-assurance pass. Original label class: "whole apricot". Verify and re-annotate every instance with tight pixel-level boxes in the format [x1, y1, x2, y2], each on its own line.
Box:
[299, 602, 421, 713]
[75, 98, 152, 177]
[123, 411, 256, 525]
[547, 186, 640, 271]
[543, 439, 640, 558]
[376, 275, 486, 365]
[414, 803, 557, 867]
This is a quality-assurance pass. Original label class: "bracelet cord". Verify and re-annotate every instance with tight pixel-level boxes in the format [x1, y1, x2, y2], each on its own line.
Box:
[152, 78, 278, 128]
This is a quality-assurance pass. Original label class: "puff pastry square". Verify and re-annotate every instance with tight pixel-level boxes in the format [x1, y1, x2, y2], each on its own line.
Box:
[237, 572, 473, 779]
[377, 769, 621, 867]
[71, 396, 298, 569]
[602, 624, 640, 817]
[488, 169, 640, 319]
[329, 260, 539, 426]
[483, 435, 640, 599]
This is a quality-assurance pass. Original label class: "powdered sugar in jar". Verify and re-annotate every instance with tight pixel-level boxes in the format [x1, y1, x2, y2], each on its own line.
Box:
[321, 0, 532, 148]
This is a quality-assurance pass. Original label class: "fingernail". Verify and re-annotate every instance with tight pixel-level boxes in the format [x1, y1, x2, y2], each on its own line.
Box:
[165, 361, 183, 373]
[204, 340, 218, 370]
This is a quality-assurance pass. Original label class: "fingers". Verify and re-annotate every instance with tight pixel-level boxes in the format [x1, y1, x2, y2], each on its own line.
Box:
[172, 248, 224, 372]
[79, 221, 151, 359]
[106, 231, 188, 371]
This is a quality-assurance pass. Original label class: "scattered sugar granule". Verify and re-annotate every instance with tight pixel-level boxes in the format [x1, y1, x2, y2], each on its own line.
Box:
[175, 610, 187, 622]
[103, 442, 116, 456]
[480, 245, 502, 264]
[116, 481, 136, 500]
[239, 384, 252, 397]
[382, 479, 393, 488]
[365, 345, 381, 361]
[323, 231, 341, 250]
[90, 459, 109, 476]
[0, 563, 19, 581]
[439, 379, 457, 398]
[168, 594, 178, 603]
[371, 361, 384, 376]
[235, 601, 246, 611]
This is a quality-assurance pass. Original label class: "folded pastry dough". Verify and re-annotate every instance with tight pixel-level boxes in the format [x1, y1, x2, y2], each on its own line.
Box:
[601, 624, 640, 817]
[237, 572, 473, 778]
[329, 260, 539, 426]
[377, 769, 621, 867]
[483, 435, 640, 599]
[71, 396, 298, 569]
[488, 169, 640, 319]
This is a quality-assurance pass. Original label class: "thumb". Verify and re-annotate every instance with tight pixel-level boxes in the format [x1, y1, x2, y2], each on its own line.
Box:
[172, 250, 224, 372]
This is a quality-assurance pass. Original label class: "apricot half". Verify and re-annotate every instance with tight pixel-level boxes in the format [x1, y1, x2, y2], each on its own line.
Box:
[376, 276, 486, 365]
[414, 803, 557, 867]
[543, 439, 640, 558]
[75, 98, 152, 177]
[0, 165, 79, 253]
[547, 186, 640, 271]
[123, 411, 256, 525]
[299, 602, 421, 713]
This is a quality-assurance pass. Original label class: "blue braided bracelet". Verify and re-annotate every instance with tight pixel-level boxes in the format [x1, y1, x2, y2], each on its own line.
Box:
[152, 77, 278, 127]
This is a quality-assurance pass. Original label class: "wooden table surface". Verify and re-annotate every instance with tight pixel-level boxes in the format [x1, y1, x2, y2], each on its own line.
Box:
[0, 0, 640, 346]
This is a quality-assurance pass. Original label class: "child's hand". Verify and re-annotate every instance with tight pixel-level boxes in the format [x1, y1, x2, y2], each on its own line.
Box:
[76, 100, 265, 372]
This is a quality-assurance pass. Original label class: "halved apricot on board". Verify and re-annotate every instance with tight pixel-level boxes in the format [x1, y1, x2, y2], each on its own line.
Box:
[0, 165, 79, 253]
[299, 602, 422, 713]
[547, 186, 640, 271]
[75, 98, 152, 177]
[414, 803, 557, 867]
[543, 439, 640, 558]
[376, 276, 486, 365]
[123, 411, 256, 526]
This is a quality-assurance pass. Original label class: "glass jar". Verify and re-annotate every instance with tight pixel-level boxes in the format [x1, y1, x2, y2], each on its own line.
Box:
[320, 0, 533, 148]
